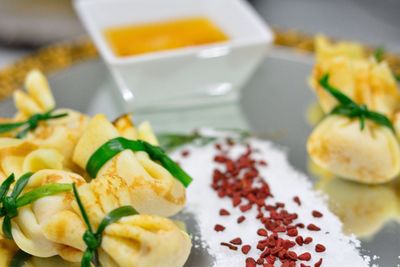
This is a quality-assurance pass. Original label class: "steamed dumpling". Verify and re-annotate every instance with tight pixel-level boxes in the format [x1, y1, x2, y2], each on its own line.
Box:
[11, 170, 86, 258]
[39, 173, 191, 266]
[309, 36, 400, 116]
[316, 177, 397, 238]
[307, 116, 400, 184]
[73, 115, 186, 217]
[8, 69, 90, 171]
[99, 215, 191, 267]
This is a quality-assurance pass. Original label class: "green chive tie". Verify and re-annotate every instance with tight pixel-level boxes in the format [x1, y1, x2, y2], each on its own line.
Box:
[72, 183, 138, 267]
[0, 172, 72, 239]
[0, 109, 68, 139]
[86, 137, 193, 187]
[0, 173, 32, 239]
[319, 73, 395, 132]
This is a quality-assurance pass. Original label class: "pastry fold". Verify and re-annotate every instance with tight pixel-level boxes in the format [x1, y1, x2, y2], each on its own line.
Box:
[7, 170, 191, 267]
[73, 115, 186, 217]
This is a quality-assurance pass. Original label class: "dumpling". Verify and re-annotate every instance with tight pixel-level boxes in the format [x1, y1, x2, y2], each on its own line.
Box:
[73, 115, 186, 217]
[4, 69, 90, 172]
[316, 177, 397, 238]
[11, 170, 86, 258]
[8, 169, 191, 266]
[23, 108, 89, 172]
[307, 115, 400, 184]
[309, 36, 400, 116]
[0, 138, 63, 177]
[99, 215, 191, 267]
[17, 171, 192, 266]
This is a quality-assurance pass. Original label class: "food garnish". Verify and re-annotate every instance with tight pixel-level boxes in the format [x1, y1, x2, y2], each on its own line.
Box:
[0, 109, 68, 138]
[373, 46, 385, 62]
[207, 139, 327, 266]
[319, 73, 395, 132]
[72, 183, 138, 267]
[0, 172, 72, 239]
[86, 137, 193, 187]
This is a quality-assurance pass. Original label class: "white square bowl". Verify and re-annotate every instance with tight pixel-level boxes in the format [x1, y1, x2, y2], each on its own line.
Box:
[75, 0, 274, 112]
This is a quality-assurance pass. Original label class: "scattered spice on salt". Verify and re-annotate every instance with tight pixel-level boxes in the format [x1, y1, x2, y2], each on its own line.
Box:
[173, 134, 369, 267]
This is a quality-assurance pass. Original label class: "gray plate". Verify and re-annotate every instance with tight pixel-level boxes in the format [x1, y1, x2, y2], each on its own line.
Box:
[1, 48, 398, 266]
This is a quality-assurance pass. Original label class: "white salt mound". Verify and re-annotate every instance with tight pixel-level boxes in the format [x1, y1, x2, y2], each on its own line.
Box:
[173, 137, 369, 267]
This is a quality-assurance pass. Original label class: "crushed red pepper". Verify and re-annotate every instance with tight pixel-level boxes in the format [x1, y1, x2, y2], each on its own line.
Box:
[210, 140, 326, 266]
[220, 208, 231, 216]
[312, 211, 323, 218]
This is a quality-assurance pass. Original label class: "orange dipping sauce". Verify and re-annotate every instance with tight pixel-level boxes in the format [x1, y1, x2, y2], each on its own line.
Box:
[104, 17, 229, 57]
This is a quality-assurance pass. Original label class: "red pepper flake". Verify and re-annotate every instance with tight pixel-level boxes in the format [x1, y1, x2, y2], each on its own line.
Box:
[241, 244, 251, 255]
[315, 244, 326, 253]
[230, 237, 242, 245]
[282, 240, 295, 249]
[286, 251, 298, 260]
[307, 224, 321, 231]
[240, 203, 252, 213]
[232, 196, 242, 207]
[293, 196, 301, 206]
[314, 258, 323, 267]
[214, 224, 225, 232]
[245, 257, 256, 267]
[273, 226, 286, 233]
[214, 155, 227, 163]
[220, 242, 237, 251]
[215, 143, 222, 150]
[295, 236, 304, 246]
[257, 228, 269, 237]
[219, 208, 231, 216]
[237, 215, 246, 224]
[258, 160, 268, 166]
[296, 223, 305, 228]
[287, 228, 298, 237]
[209, 142, 326, 267]
[298, 252, 311, 261]
[181, 149, 190, 157]
[304, 237, 313, 244]
[312, 210, 323, 218]
[266, 255, 276, 264]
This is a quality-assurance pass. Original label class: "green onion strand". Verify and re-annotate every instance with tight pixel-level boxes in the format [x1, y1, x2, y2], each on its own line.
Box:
[373, 46, 385, 62]
[72, 183, 138, 267]
[0, 172, 71, 240]
[319, 73, 395, 132]
[86, 137, 193, 187]
[0, 109, 68, 139]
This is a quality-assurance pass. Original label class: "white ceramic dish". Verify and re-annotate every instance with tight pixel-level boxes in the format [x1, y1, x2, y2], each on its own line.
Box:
[74, 0, 274, 112]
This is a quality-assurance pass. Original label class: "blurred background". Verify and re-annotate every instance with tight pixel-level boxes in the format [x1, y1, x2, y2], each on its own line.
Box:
[0, 0, 399, 68]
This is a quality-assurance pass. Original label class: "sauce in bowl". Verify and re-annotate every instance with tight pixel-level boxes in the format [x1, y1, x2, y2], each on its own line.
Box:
[104, 17, 229, 57]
